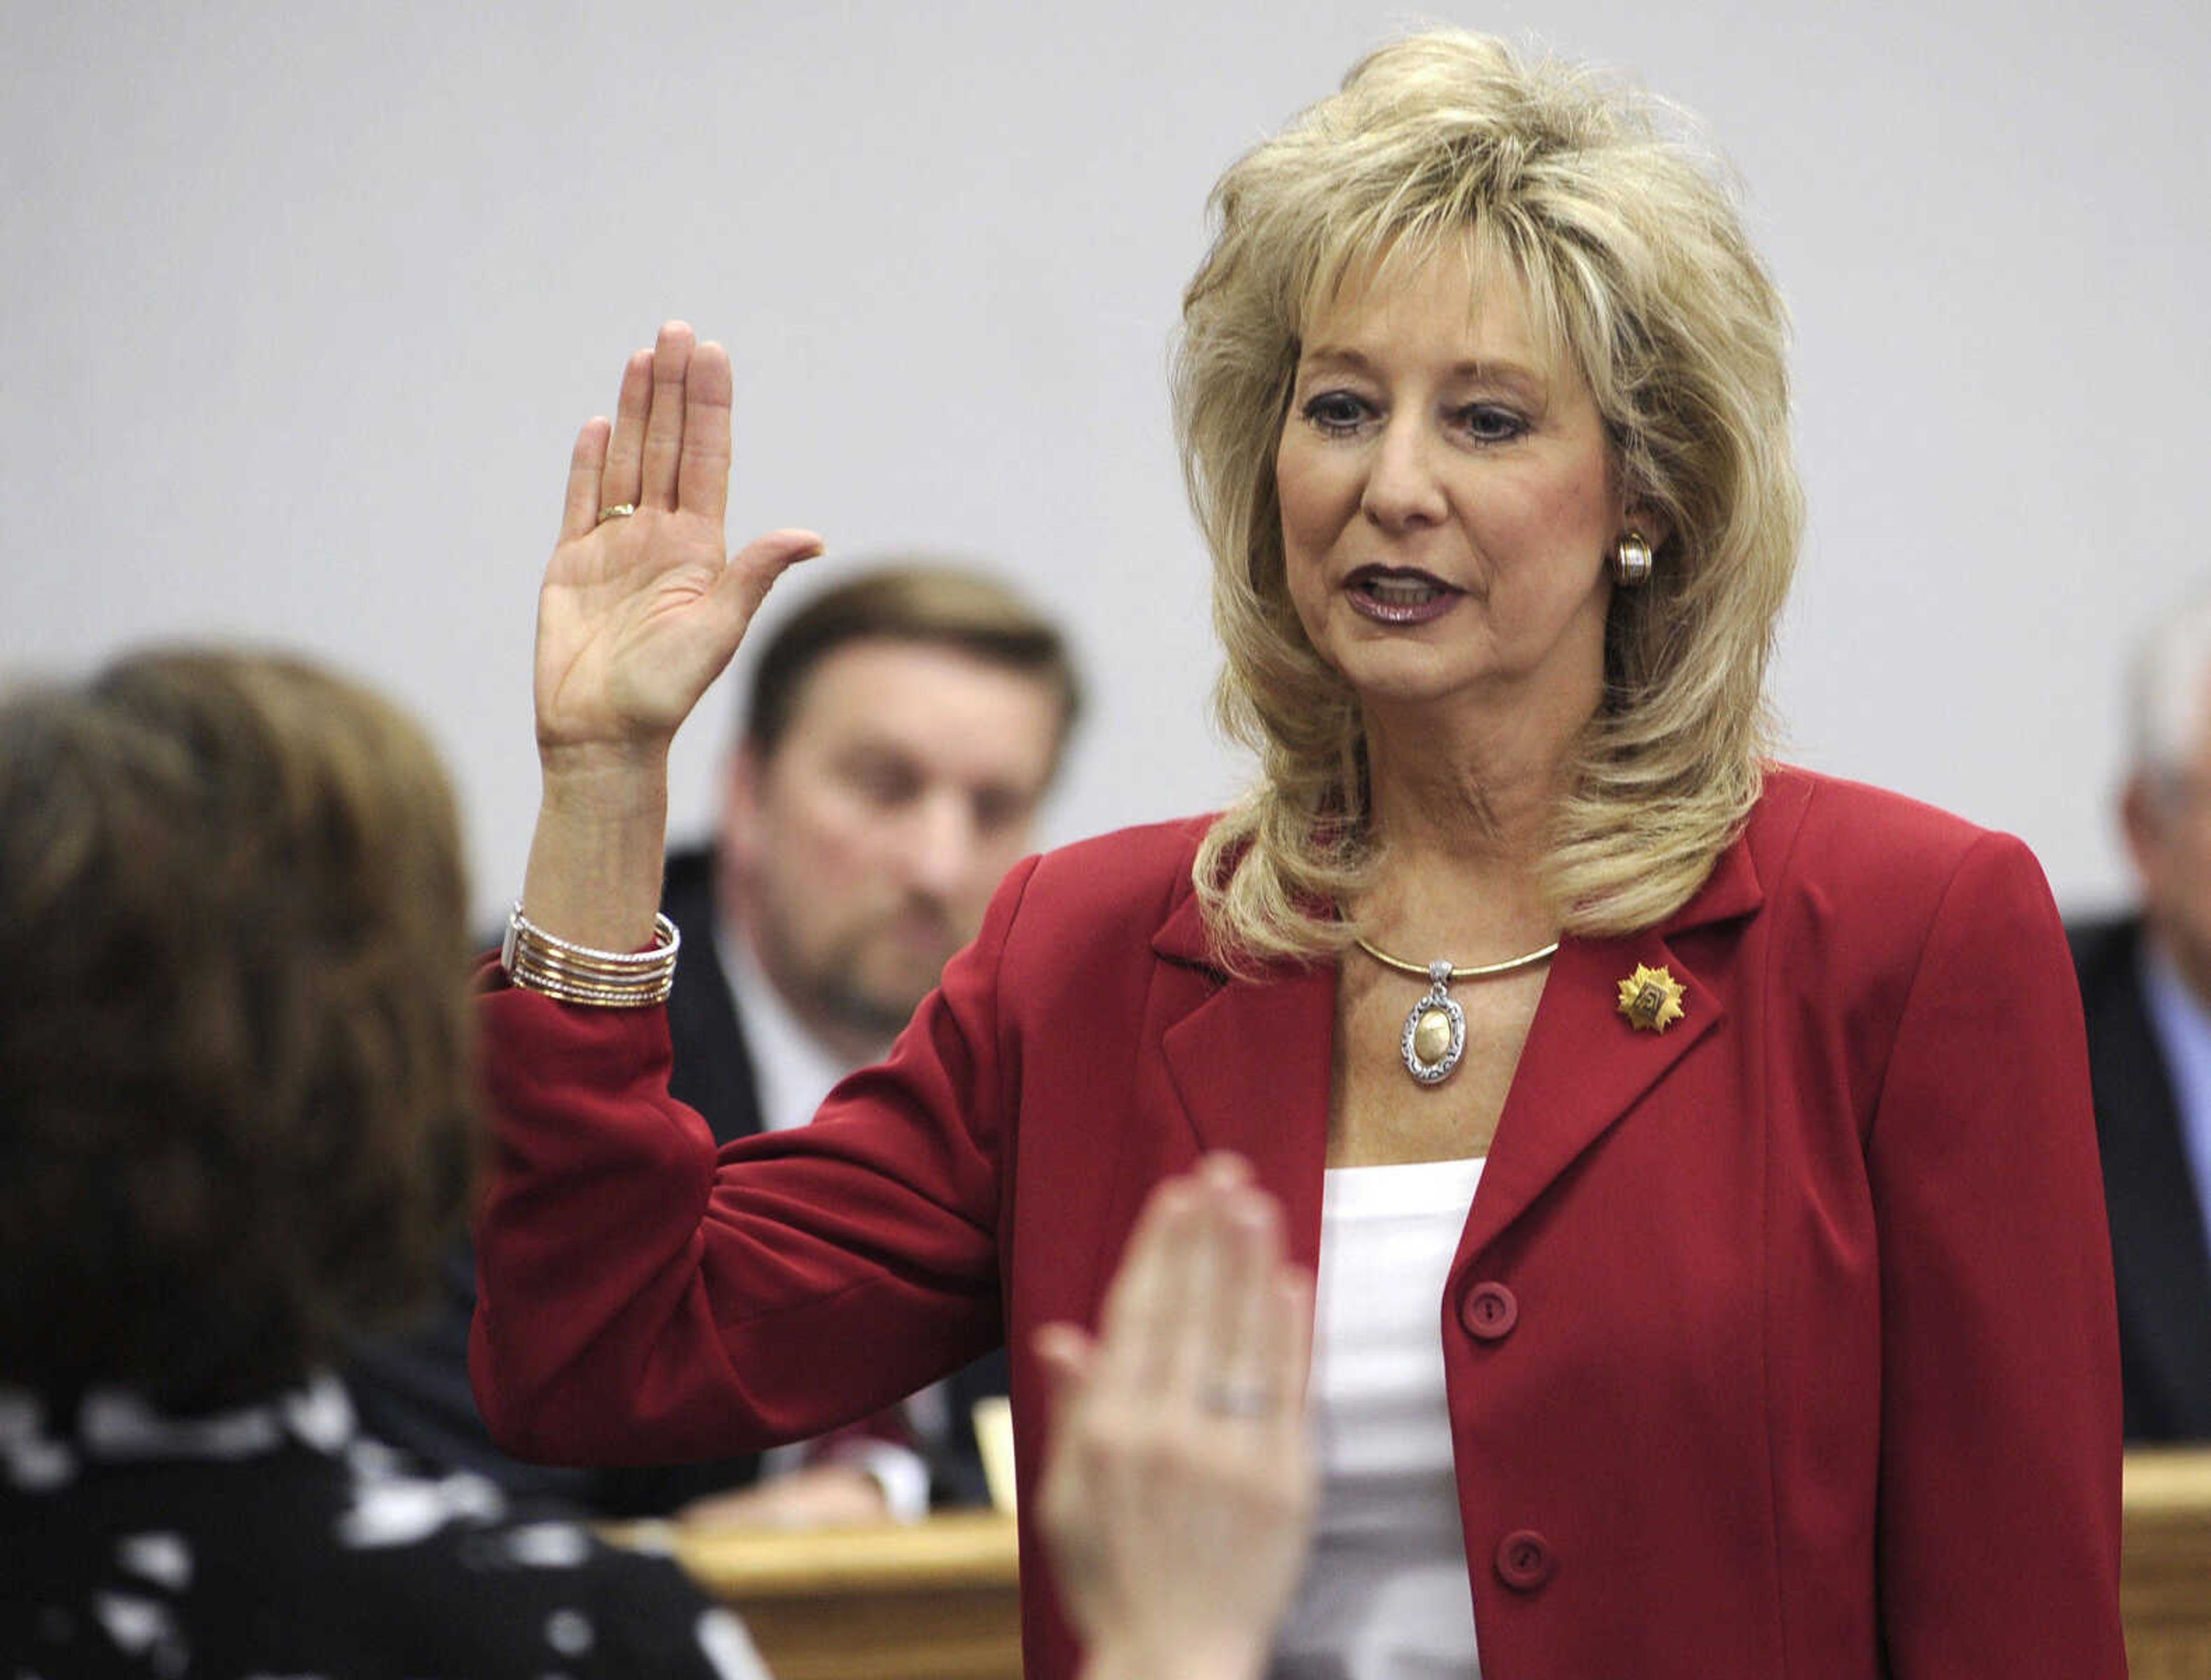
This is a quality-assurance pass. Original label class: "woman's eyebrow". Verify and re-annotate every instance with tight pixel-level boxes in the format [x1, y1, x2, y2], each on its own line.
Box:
[1295, 345, 1549, 394]
[1293, 345, 1376, 377]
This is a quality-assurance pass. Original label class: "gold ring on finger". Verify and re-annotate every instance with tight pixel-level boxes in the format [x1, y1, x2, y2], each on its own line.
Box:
[597, 503, 638, 524]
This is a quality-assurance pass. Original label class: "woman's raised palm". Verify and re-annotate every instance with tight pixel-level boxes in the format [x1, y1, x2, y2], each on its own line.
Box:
[534, 321, 820, 761]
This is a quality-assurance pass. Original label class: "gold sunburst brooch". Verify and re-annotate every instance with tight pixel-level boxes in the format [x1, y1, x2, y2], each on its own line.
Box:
[1616, 963, 1686, 1033]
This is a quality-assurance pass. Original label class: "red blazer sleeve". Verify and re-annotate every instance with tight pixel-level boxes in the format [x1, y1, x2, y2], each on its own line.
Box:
[469, 857, 1037, 1468]
[1864, 831, 2125, 1673]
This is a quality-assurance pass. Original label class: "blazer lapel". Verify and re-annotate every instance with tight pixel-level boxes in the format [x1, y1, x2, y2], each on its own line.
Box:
[1141, 830, 1764, 1272]
[1150, 888, 1334, 1269]
[1463, 834, 1764, 1260]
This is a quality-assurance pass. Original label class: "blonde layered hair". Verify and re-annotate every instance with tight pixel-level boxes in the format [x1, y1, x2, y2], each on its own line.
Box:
[1178, 30, 1801, 964]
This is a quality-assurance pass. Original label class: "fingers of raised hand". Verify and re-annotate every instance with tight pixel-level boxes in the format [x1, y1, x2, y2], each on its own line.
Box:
[1034, 1322, 1099, 1394]
[1095, 1173, 1206, 1402]
[1092, 1156, 1303, 1435]
[677, 340, 734, 527]
[713, 527, 827, 640]
[568, 325, 733, 541]
[600, 347, 655, 515]
[1036, 1160, 1314, 1662]
[561, 417, 614, 544]
[640, 320, 696, 511]
[1202, 1183, 1297, 1435]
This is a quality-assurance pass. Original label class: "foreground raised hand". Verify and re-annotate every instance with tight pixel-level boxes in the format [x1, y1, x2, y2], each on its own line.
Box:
[522, 323, 820, 949]
[1035, 1157, 1316, 1680]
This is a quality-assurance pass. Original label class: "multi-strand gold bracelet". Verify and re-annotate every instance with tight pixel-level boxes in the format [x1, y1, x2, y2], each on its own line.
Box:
[499, 903, 680, 1008]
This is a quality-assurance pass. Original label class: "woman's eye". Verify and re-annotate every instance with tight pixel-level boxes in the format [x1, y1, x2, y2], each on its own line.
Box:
[1458, 405, 1527, 442]
[1300, 392, 1370, 435]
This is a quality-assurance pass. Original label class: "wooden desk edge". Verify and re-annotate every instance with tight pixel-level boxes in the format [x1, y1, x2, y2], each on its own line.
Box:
[606, 1509, 1021, 1598]
[2124, 1447, 2211, 1518]
[610, 1449, 2211, 1602]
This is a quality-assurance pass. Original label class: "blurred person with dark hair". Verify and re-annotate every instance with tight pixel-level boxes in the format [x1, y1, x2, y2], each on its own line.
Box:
[701, 563, 1081, 1085]
[351, 563, 1078, 1523]
[2071, 593, 2211, 1440]
[0, 650, 766, 1679]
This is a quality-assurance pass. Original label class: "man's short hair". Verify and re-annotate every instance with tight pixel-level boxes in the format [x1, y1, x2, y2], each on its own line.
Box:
[2131, 590, 2211, 791]
[743, 564, 1082, 768]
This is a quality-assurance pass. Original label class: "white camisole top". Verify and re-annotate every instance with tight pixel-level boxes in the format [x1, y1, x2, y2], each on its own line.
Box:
[1268, 1156, 1485, 1679]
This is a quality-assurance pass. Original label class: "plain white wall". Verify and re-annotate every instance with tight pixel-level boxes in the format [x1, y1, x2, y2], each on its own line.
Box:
[4, 0, 2205, 925]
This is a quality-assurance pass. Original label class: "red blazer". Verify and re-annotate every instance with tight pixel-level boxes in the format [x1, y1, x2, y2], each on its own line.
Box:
[472, 766, 2124, 1679]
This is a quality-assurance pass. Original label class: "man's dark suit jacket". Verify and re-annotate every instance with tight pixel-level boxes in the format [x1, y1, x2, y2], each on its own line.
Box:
[2069, 914, 2211, 1440]
[345, 847, 1004, 1512]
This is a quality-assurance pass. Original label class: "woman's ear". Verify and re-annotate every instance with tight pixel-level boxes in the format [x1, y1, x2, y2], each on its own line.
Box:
[1624, 503, 1674, 555]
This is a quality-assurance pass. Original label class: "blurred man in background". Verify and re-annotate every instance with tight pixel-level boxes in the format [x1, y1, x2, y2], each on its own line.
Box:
[351, 562, 1080, 1520]
[2071, 595, 2211, 1440]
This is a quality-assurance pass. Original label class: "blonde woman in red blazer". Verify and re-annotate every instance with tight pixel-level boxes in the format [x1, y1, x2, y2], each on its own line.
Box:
[473, 30, 2124, 1680]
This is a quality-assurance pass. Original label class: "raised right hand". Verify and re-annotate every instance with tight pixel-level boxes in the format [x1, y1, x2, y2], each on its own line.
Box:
[1035, 1156, 1316, 1680]
[535, 321, 822, 769]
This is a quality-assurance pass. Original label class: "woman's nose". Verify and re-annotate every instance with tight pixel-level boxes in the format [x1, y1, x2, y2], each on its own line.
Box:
[1359, 419, 1448, 530]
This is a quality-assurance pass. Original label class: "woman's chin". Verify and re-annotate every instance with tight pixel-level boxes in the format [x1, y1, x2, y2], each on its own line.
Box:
[1337, 655, 1484, 713]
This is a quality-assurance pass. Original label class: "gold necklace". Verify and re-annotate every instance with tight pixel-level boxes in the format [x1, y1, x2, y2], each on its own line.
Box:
[1353, 934, 1560, 1086]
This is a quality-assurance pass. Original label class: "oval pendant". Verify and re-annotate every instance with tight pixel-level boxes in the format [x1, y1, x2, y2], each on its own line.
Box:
[1400, 991, 1465, 1085]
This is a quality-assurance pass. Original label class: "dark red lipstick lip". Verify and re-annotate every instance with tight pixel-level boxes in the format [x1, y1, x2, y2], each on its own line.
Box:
[1343, 564, 1462, 626]
[1344, 564, 1454, 587]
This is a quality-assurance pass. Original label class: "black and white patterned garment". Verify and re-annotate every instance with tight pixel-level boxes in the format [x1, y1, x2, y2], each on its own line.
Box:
[0, 1373, 771, 1679]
